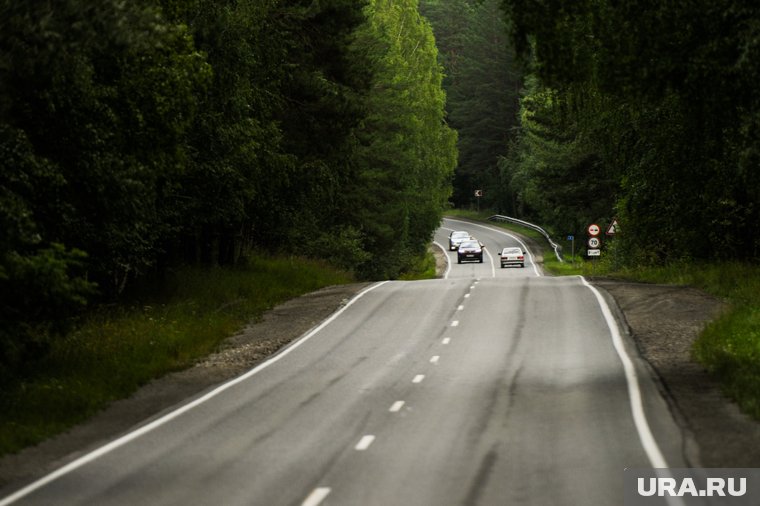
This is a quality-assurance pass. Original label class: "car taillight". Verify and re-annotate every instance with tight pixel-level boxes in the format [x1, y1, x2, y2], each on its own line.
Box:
[518, 256, 524, 260]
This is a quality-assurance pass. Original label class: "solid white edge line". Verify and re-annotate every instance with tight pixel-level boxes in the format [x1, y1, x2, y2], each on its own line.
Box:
[581, 276, 687, 506]
[432, 241, 451, 279]
[443, 218, 541, 277]
[579, 276, 668, 468]
[0, 281, 391, 506]
[302, 487, 331, 506]
[483, 246, 496, 278]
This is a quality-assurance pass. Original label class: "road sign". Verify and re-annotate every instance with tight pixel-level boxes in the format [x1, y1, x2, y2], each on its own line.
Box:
[606, 219, 619, 236]
[587, 249, 601, 257]
[474, 190, 483, 197]
[588, 237, 601, 248]
[587, 224, 601, 237]
[567, 235, 574, 241]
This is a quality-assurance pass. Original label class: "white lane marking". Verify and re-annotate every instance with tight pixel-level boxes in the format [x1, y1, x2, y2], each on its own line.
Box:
[482, 248, 496, 278]
[0, 281, 391, 506]
[390, 401, 405, 412]
[451, 320, 459, 327]
[413, 374, 425, 383]
[457, 305, 464, 311]
[464, 293, 470, 298]
[579, 277, 668, 468]
[470, 285, 475, 290]
[302, 487, 331, 506]
[430, 356, 440, 364]
[355, 435, 376, 451]
[433, 241, 451, 279]
[444, 218, 541, 277]
[442, 338, 451, 345]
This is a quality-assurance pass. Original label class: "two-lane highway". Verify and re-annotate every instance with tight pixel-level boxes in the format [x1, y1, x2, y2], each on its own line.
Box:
[1, 218, 687, 506]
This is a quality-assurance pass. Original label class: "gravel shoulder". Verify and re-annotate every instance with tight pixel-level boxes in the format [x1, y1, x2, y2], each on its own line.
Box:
[3, 247, 760, 493]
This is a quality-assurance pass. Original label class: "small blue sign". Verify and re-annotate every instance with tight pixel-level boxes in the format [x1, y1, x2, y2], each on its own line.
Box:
[567, 235, 574, 241]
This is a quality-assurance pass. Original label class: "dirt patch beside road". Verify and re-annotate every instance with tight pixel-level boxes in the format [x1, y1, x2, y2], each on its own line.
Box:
[593, 279, 760, 467]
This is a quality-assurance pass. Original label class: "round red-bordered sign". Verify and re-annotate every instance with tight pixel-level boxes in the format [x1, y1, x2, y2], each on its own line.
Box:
[588, 223, 601, 237]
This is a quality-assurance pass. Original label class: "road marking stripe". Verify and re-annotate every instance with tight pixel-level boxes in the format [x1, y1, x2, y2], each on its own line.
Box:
[0, 281, 391, 506]
[442, 338, 451, 345]
[580, 276, 668, 467]
[464, 293, 470, 298]
[302, 487, 331, 506]
[355, 435, 375, 451]
[430, 356, 440, 364]
[390, 401, 405, 412]
[451, 320, 459, 327]
[457, 305, 464, 311]
[413, 374, 425, 383]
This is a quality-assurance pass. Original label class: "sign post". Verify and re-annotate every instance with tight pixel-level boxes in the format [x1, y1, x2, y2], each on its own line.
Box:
[474, 190, 483, 212]
[567, 235, 575, 266]
[586, 223, 601, 275]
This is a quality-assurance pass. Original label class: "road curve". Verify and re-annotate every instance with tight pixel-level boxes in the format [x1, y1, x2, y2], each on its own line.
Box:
[1, 220, 687, 506]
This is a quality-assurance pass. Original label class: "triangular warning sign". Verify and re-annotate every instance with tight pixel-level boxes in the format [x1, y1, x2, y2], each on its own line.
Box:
[606, 219, 619, 236]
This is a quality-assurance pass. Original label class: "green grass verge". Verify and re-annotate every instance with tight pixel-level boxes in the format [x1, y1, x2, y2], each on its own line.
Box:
[0, 255, 352, 456]
[398, 249, 439, 281]
[450, 210, 760, 420]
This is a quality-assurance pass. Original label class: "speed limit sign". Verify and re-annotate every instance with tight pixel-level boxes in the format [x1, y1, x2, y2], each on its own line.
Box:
[588, 237, 601, 248]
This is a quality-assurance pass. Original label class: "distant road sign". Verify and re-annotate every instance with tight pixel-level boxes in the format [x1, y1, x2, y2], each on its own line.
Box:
[474, 190, 483, 197]
[588, 224, 601, 237]
[587, 249, 601, 257]
[588, 237, 601, 248]
[606, 219, 619, 236]
[567, 235, 574, 241]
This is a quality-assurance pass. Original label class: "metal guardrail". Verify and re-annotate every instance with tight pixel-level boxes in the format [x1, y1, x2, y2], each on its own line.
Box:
[488, 215, 564, 263]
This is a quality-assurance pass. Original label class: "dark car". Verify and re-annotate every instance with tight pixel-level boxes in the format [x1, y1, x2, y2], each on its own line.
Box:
[449, 231, 471, 251]
[457, 240, 484, 264]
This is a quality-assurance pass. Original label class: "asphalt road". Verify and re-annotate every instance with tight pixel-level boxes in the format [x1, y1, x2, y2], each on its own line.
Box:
[2, 218, 688, 506]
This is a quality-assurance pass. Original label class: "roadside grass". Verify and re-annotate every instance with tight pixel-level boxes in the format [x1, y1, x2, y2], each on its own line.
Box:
[0, 255, 352, 457]
[398, 249, 438, 280]
[453, 211, 760, 420]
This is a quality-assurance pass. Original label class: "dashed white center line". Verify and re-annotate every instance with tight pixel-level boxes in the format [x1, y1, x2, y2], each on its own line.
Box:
[413, 374, 425, 383]
[464, 293, 471, 298]
[451, 320, 459, 327]
[457, 305, 465, 311]
[302, 487, 331, 506]
[389, 401, 405, 412]
[355, 435, 375, 451]
[430, 355, 440, 364]
[442, 338, 451, 345]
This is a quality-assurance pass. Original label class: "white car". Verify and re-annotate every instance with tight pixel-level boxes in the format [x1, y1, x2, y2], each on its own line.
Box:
[448, 231, 471, 250]
[499, 247, 525, 268]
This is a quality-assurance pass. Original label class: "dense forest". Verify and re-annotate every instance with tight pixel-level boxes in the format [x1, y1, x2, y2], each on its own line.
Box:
[420, 0, 522, 210]
[423, 0, 760, 267]
[5, 0, 760, 381]
[498, 0, 760, 264]
[0, 0, 456, 379]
